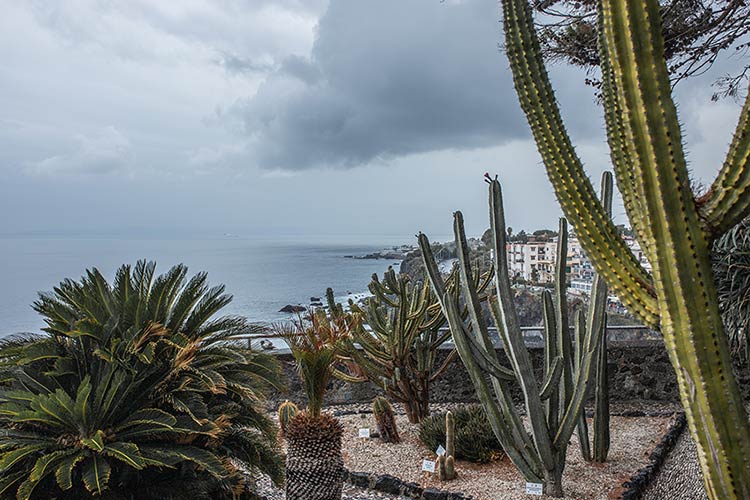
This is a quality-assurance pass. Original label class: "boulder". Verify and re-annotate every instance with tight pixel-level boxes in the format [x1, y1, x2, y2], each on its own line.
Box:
[279, 305, 306, 313]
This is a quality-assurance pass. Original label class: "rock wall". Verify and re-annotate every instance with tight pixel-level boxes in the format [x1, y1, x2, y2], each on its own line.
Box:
[267, 338, 690, 407]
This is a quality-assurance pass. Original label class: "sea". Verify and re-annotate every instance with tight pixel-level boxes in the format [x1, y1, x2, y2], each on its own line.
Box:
[0, 237, 405, 338]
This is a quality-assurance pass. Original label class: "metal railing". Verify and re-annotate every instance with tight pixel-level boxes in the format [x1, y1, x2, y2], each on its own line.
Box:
[233, 324, 659, 351]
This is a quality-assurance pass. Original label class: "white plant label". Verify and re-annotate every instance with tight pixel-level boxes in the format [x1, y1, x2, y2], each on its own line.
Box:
[525, 482, 543, 495]
[358, 428, 371, 439]
[421, 459, 436, 473]
[435, 445, 446, 456]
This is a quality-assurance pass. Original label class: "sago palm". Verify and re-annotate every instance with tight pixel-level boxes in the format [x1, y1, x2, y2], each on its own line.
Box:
[0, 261, 283, 500]
[275, 302, 358, 500]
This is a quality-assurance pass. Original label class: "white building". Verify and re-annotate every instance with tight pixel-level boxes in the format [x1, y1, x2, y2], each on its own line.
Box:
[506, 238, 555, 283]
[506, 232, 650, 284]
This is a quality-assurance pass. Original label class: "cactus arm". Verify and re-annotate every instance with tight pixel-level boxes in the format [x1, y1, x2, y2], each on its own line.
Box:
[428, 348, 458, 382]
[592, 313, 610, 462]
[542, 290, 560, 432]
[591, 171, 613, 463]
[331, 367, 368, 383]
[501, 0, 659, 328]
[553, 219, 591, 461]
[699, 91, 750, 237]
[484, 181, 557, 472]
[600, 1, 750, 496]
[453, 212, 497, 353]
[539, 356, 563, 400]
[598, 7, 656, 266]
[553, 312, 602, 451]
[419, 232, 542, 479]
[446, 411, 456, 460]
[554, 220, 575, 413]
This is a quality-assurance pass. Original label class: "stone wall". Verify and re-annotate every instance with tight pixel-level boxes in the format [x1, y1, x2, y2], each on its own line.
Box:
[267, 338, 687, 407]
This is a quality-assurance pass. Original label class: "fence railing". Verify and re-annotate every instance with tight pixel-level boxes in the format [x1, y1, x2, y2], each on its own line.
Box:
[233, 324, 660, 350]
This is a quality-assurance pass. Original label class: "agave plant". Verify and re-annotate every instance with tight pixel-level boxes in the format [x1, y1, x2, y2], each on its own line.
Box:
[0, 261, 284, 500]
[275, 303, 359, 500]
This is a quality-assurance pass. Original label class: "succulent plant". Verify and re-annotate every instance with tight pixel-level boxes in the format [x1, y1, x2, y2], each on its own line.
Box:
[500, 0, 750, 495]
[437, 411, 457, 481]
[285, 412, 344, 500]
[372, 397, 400, 444]
[419, 405, 505, 464]
[278, 400, 300, 438]
[275, 303, 359, 500]
[341, 267, 489, 423]
[418, 174, 610, 496]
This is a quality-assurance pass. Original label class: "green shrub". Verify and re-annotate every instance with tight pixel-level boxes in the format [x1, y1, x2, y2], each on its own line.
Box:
[418, 405, 505, 463]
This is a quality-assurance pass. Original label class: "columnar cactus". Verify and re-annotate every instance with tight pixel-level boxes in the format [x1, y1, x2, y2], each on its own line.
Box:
[372, 396, 400, 444]
[438, 411, 457, 481]
[500, 0, 750, 496]
[278, 400, 299, 438]
[342, 267, 489, 423]
[581, 174, 612, 463]
[418, 175, 610, 497]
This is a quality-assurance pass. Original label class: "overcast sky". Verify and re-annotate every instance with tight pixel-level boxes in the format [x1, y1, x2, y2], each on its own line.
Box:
[0, 0, 746, 244]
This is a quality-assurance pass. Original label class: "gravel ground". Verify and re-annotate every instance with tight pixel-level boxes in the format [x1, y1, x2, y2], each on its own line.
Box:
[642, 429, 707, 500]
[260, 402, 680, 499]
[340, 409, 671, 500]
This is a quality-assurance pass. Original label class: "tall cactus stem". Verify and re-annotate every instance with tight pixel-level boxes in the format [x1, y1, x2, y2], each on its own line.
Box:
[501, 0, 750, 495]
[419, 177, 608, 496]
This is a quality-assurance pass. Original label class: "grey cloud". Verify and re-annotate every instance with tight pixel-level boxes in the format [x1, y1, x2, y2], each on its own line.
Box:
[26, 126, 131, 176]
[232, 0, 532, 170]
[220, 53, 276, 75]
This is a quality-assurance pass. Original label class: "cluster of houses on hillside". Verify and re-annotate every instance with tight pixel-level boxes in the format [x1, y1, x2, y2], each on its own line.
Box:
[505, 233, 650, 295]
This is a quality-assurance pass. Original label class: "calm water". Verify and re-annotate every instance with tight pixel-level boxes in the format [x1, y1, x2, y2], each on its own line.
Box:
[0, 237, 401, 336]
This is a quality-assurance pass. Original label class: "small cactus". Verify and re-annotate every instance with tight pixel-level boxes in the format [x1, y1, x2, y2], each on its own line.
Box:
[278, 400, 299, 438]
[372, 397, 400, 444]
[438, 411, 456, 480]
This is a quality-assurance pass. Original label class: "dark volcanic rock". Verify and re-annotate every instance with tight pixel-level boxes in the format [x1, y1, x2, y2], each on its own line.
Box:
[279, 304, 305, 313]
[373, 474, 402, 494]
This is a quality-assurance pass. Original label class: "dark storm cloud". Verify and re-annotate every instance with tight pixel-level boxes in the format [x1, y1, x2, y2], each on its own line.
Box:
[234, 0, 531, 170]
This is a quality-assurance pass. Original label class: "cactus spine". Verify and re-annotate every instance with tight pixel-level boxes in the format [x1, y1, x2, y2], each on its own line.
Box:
[278, 400, 299, 438]
[501, 0, 750, 496]
[418, 175, 610, 497]
[438, 410, 457, 481]
[372, 397, 400, 444]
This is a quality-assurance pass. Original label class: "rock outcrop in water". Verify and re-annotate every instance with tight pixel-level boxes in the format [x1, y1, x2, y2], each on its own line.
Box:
[279, 305, 306, 313]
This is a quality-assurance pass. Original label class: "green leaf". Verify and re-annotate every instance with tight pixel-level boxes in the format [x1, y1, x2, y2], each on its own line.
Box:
[0, 444, 47, 471]
[104, 442, 145, 469]
[80, 430, 105, 452]
[115, 408, 177, 431]
[73, 376, 92, 431]
[29, 449, 76, 482]
[54, 452, 86, 491]
[81, 456, 111, 495]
